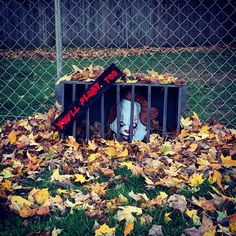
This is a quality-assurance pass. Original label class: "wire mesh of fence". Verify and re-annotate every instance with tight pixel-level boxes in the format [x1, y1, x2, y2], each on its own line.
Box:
[0, 0, 235, 128]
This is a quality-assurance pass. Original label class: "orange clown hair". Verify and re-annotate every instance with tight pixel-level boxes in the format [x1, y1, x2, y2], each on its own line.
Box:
[109, 90, 158, 128]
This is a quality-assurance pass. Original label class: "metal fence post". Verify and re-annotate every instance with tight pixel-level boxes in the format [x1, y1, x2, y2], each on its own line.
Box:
[54, 0, 63, 104]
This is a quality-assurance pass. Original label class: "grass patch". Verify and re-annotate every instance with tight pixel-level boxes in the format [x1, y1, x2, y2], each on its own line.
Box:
[0, 210, 94, 236]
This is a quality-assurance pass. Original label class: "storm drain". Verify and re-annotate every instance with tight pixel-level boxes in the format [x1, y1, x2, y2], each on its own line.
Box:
[60, 81, 187, 142]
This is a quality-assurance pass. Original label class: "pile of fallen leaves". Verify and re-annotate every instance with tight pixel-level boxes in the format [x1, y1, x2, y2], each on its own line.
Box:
[56, 64, 186, 85]
[0, 108, 236, 235]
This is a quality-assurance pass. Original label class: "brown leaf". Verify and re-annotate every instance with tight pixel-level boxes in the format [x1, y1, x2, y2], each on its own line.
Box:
[100, 168, 115, 177]
[167, 194, 187, 213]
[185, 227, 201, 236]
[36, 206, 50, 216]
[199, 214, 216, 235]
[148, 225, 164, 236]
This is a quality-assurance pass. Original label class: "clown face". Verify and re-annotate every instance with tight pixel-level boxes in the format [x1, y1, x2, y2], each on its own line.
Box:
[110, 99, 147, 141]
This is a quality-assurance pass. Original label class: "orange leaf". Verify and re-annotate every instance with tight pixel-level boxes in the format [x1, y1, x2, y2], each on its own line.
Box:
[124, 223, 134, 236]
[37, 205, 50, 215]
[229, 221, 236, 233]
[229, 214, 236, 233]
[19, 206, 36, 218]
[188, 143, 198, 152]
[8, 130, 17, 144]
[1, 179, 13, 191]
[221, 155, 236, 167]
[213, 170, 223, 190]
[100, 168, 115, 177]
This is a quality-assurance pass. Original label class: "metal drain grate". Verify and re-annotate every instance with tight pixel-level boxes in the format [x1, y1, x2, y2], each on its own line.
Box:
[61, 82, 187, 142]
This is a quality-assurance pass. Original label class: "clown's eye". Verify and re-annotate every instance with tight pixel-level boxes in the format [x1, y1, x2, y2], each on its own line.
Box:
[133, 123, 137, 129]
[120, 121, 125, 127]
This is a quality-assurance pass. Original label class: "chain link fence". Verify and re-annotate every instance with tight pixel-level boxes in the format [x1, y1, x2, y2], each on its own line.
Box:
[0, 0, 236, 128]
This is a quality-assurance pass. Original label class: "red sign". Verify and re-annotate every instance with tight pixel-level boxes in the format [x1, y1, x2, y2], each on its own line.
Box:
[52, 64, 123, 132]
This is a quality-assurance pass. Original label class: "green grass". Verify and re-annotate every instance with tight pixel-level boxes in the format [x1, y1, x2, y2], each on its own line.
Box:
[0, 210, 95, 236]
[0, 48, 235, 127]
[0, 58, 56, 120]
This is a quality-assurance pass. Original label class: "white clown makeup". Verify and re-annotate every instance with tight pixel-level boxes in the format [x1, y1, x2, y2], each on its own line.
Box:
[110, 99, 147, 141]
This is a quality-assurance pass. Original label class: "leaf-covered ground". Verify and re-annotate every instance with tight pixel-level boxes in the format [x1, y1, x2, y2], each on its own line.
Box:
[0, 45, 231, 60]
[0, 108, 235, 236]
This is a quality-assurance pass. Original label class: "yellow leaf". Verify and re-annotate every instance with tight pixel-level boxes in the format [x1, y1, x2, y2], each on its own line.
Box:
[128, 191, 149, 202]
[178, 129, 188, 141]
[149, 133, 162, 143]
[10, 195, 33, 211]
[52, 227, 63, 236]
[159, 192, 168, 200]
[124, 223, 134, 236]
[118, 194, 128, 204]
[126, 79, 137, 83]
[160, 142, 175, 155]
[200, 125, 210, 133]
[123, 68, 132, 76]
[144, 175, 155, 185]
[116, 206, 142, 223]
[198, 125, 210, 139]
[180, 117, 192, 128]
[89, 182, 107, 196]
[120, 161, 134, 170]
[56, 74, 71, 85]
[117, 148, 129, 158]
[107, 194, 128, 212]
[95, 224, 116, 236]
[202, 228, 216, 236]
[116, 78, 123, 83]
[72, 64, 82, 72]
[164, 212, 171, 223]
[149, 69, 159, 77]
[105, 146, 117, 157]
[88, 140, 98, 151]
[197, 155, 211, 170]
[88, 153, 101, 162]
[192, 112, 200, 123]
[65, 136, 79, 149]
[1, 168, 13, 179]
[221, 155, 236, 167]
[33, 188, 50, 205]
[8, 130, 17, 144]
[50, 168, 72, 183]
[57, 188, 68, 194]
[211, 186, 235, 201]
[186, 209, 201, 225]
[51, 195, 63, 204]
[74, 174, 86, 183]
[189, 173, 204, 188]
